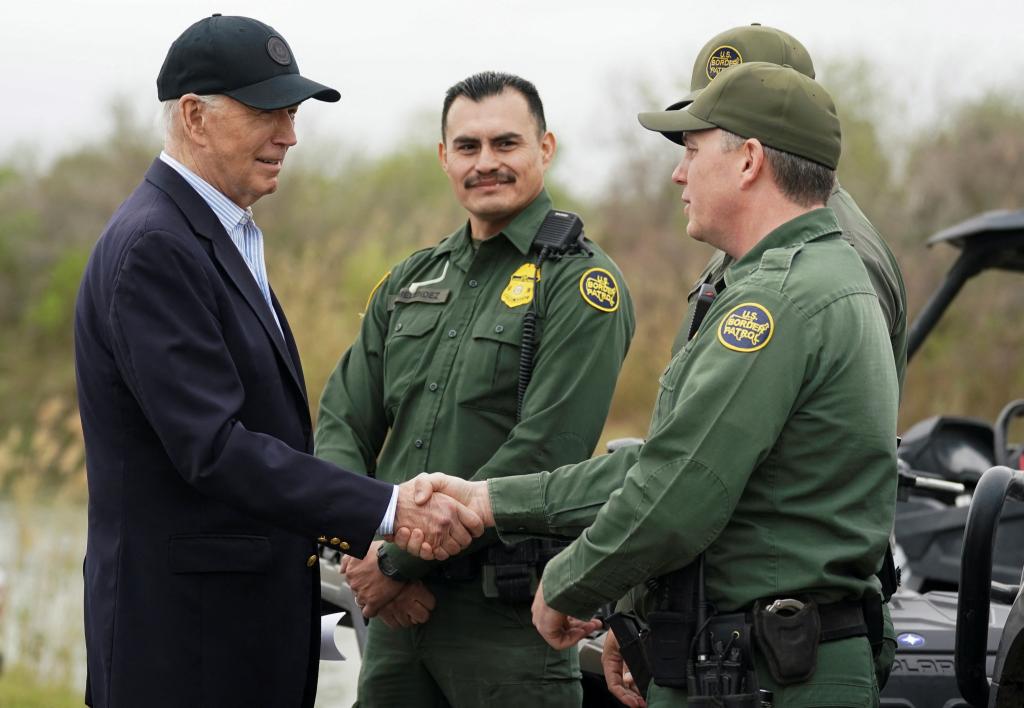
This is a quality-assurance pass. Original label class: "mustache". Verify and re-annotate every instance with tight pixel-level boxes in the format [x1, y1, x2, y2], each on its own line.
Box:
[464, 171, 516, 189]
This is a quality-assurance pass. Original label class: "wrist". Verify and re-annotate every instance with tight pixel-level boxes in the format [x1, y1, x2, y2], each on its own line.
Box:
[377, 544, 411, 583]
[476, 481, 496, 527]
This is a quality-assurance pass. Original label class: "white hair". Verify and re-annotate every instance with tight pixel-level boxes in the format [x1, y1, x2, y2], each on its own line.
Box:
[162, 94, 225, 140]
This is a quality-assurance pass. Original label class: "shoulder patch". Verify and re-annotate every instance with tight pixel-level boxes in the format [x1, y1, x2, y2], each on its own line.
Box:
[501, 263, 539, 308]
[706, 45, 743, 81]
[717, 302, 773, 352]
[362, 270, 391, 315]
[579, 267, 619, 312]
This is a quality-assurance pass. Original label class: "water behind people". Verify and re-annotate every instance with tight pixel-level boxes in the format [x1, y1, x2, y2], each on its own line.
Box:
[0, 499, 360, 704]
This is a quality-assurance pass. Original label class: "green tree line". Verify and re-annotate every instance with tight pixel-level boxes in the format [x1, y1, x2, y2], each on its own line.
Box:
[1, 67, 1022, 500]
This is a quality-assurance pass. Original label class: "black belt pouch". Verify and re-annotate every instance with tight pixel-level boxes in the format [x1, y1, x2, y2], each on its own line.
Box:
[752, 600, 821, 685]
[648, 610, 695, 688]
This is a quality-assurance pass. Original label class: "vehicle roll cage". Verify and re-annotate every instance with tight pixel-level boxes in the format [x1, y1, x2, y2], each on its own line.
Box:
[956, 465, 1024, 707]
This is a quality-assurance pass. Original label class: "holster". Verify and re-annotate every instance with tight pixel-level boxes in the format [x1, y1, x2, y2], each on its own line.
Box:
[647, 563, 701, 688]
[647, 609, 696, 688]
[605, 612, 653, 697]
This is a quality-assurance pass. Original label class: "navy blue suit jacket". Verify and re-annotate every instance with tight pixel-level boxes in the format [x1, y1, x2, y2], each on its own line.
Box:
[75, 159, 393, 707]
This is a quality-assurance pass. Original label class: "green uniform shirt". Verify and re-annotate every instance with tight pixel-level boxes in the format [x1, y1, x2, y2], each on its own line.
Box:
[315, 189, 635, 577]
[676, 184, 908, 391]
[492, 208, 898, 619]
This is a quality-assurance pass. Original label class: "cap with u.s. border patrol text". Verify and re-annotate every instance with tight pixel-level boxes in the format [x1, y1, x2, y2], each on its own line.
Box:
[643, 24, 814, 145]
[157, 14, 340, 110]
[639, 61, 841, 170]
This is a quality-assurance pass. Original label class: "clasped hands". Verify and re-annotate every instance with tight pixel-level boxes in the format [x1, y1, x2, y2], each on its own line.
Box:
[341, 540, 436, 627]
[390, 472, 494, 558]
[390, 472, 491, 561]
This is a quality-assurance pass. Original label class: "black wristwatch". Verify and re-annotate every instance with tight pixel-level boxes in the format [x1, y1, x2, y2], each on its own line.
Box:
[376, 545, 410, 583]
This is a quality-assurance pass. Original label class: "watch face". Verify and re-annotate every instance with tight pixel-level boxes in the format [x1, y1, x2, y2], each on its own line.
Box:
[376, 548, 402, 579]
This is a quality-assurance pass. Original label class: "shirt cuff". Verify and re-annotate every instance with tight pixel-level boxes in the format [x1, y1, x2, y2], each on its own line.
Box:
[489, 474, 548, 543]
[375, 485, 399, 536]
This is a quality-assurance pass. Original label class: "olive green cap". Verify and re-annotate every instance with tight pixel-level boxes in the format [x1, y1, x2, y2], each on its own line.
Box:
[686, 24, 813, 103]
[640, 24, 815, 145]
[638, 62, 841, 169]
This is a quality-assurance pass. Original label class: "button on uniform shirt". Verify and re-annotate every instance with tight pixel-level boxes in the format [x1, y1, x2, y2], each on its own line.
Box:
[315, 189, 635, 577]
[490, 208, 899, 617]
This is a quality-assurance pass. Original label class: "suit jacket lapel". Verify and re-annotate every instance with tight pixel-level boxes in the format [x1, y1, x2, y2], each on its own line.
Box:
[144, 159, 307, 401]
[271, 289, 309, 408]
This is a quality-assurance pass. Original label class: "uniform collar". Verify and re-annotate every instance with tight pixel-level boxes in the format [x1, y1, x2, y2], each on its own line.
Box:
[725, 207, 841, 286]
[435, 188, 553, 260]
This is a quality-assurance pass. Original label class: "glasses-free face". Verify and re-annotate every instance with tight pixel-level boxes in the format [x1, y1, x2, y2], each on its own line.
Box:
[439, 90, 555, 239]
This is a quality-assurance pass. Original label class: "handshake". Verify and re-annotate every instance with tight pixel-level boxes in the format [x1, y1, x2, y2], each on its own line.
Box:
[390, 473, 495, 560]
[359, 474, 601, 651]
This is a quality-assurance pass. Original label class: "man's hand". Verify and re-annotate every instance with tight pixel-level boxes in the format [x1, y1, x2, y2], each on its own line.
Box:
[391, 473, 485, 561]
[340, 540, 404, 617]
[389, 471, 493, 561]
[531, 580, 603, 650]
[602, 627, 647, 707]
[415, 473, 494, 526]
[375, 581, 437, 629]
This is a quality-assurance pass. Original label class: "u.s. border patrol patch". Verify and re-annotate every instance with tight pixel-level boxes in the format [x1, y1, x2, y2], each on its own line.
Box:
[501, 263, 539, 308]
[579, 268, 619, 312]
[706, 45, 743, 81]
[718, 303, 773, 352]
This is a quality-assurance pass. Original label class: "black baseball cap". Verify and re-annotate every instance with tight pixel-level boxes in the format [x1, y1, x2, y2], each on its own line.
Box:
[157, 14, 340, 110]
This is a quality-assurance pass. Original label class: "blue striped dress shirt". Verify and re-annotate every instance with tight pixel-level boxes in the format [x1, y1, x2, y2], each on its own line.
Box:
[159, 151, 282, 334]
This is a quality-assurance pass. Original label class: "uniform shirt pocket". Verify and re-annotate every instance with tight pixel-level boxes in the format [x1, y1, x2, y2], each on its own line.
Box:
[382, 304, 443, 410]
[457, 311, 524, 415]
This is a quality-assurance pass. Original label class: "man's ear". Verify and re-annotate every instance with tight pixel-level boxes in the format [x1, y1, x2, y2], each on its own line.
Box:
[738, 138, 766, 190]
[179, 95, 209, 146]
[539, 131, 557, 169]
[437, 140, 448, 174]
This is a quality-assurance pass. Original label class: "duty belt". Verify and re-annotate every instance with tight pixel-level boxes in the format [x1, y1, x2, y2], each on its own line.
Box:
[429, 538, 568, 604]
[814, 600, 870, 642]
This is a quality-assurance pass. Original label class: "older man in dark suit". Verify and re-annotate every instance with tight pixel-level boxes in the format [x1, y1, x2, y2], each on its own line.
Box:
[74, 15, 482, 708]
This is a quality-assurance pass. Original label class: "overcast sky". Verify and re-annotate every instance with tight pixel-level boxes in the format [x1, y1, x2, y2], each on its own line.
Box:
[3, 0, 1022, 194]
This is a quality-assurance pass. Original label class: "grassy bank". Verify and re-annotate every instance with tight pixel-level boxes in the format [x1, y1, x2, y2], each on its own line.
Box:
[0, 666, 83, 708]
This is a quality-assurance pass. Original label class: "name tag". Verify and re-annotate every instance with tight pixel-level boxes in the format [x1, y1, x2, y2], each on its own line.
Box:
[391, 288, 450, 306]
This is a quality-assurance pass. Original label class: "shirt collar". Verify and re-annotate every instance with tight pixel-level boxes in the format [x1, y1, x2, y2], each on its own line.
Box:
[434, 188, 554, 258]
[725, 207, 842, 286]
[159, 151, 254, 236]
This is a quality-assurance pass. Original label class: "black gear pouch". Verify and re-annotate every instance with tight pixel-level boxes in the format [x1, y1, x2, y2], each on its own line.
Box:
[648, 610, 695, 688]
[753, 599, 821, 685]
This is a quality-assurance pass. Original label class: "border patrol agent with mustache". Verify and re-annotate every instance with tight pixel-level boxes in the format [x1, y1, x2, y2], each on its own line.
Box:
[315, 71, 634, 706]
